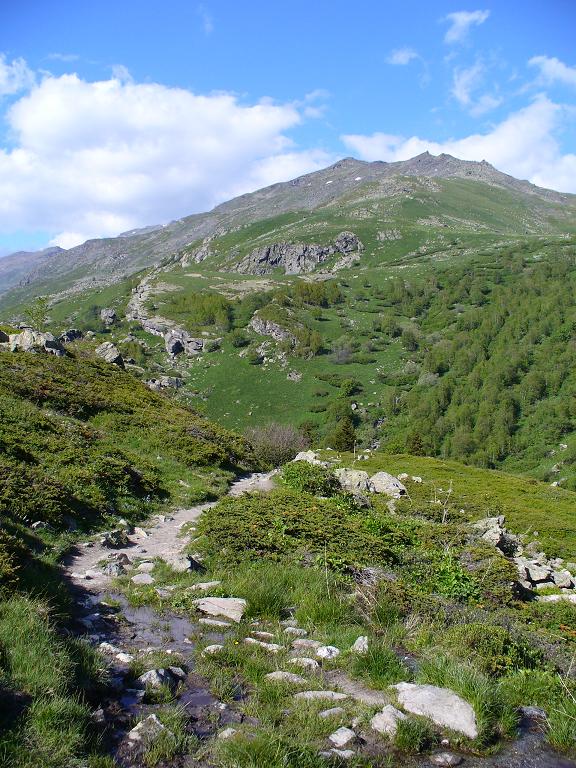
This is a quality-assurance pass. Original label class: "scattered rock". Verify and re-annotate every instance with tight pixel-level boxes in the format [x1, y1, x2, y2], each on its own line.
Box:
[191, 580, 222, 591]
[202, 645, 225, 656]
[59, 328, 83, 343]
[292, 638, 323, 651]
[294, 690, 348, 702]
[100, 528, 129, 548]
[194, 597, 246, 623]
[319, 707, 346, 719]
[369, 471, 407, 498]
[328, 727, 356, 748]
[100, 308, 117, 326]
[392, 682, 478, 739]
[251, 631, 276, 640]
[127, 714, 170, 744]
[131, 573, 155, 586]
[99, 641, 122, 655]
[430, 753, 463, 767]
[370, 705, 407, 737]
[218, 727, 238, 740]
[95, 342, 124, 367]
[244, 638, 283, 653]
[293, 451, 328, 467]
[9, 328, 66, 356]
[316, 645, 340, 660]
[284, 626, 307, 637]
[351, 636, 368, 654]
[137, 667, 183, 690]
[265, 671, 307, 685]
[334, 468, 372, 494]
[289, 657, 320, 672]
[137, 561, 155, 572]
[116, 652, 134, 663]
[164, 328, 204, 356]
[199, 617, 232, 628]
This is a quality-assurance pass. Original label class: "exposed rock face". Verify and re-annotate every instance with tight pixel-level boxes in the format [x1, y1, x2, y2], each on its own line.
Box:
[370, 472, 407, 498]
[8, 329, 66, 356]
[392, 682, 478, 739]
[249, 314, 297, 345]
[164, 328, 204, 356]
[100, 308, 116, 326]
[95, 342, 124, 367]
[234, 231, 364, 275]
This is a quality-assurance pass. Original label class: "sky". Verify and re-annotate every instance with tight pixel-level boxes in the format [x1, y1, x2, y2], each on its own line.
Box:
[0, 0, 575, 255]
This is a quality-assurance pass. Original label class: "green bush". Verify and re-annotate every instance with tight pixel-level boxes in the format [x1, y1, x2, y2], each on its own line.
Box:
[280, 461, 339, 496]
[394, 717, 436, 753]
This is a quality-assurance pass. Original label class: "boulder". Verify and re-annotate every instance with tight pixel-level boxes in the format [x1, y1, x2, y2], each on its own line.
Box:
[289, 657, 320, 672]
[194, 596, 246, 623]
[334, 468, 372, 494]
[370, 705, 407, 737]
[9, 329, 66, 356]
[249, 314, 297, 345]
[293, 451, 328, 466]
[202, 644, 224, 656]
[351, 636, 368, 654]
[392, 682, 478, 739]
[552, 570, 574, 589]
[137, 667, 183, 690]
[525, 563, 553, 583]
[95, 342, 124, 367]
[334, 231, 364, 254]
[100, 308, 117, 326]
[131, 573, 154, 586]
[369, 472, 407, 498]
[164, 329, 204, 356]
[316, 645, 340, 660]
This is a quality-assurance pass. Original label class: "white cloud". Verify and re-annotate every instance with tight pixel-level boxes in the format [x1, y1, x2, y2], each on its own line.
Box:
[529, 55, 576, 88]
[0, 54, 35, 96]
[341, 95, 576, 192]
[197, 4, 214, 35]
[451, 61, 501, 114]
[0, 72, 332, 247]
[47, 53, 80, 63]
[444, 10, 490, 44]
[387, 48, 419, 66]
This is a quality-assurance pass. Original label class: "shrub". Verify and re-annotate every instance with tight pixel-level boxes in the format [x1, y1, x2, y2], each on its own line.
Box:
[280, 461, 339, 496]
[230, 329, 250, 348]
[394, 717, 436, 753]
[246, 423, 309, 467]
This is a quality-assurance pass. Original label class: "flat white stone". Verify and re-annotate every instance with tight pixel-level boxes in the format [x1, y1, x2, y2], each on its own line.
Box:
[392, 683, 478, 739]
[289, 657, 320, 671]
[294, 690, 348, 702]
[265, 671, 307, 685]
[292, 638, 322, 650]
[329, 727, 356, 748]
[131, 573, 154, 585]
[137, 562, 155, 572]
[243, 637, 283, 653]
[199, 617, 232, 627]
[251, 631, 275, 640]
[284, 626, 308, 636]
[194, 597, 246, 623]
[191, 580, 222, 591]
[202, 644, 224, 656]
[316, 645, 340, 660]
[370, 705, 407, 737]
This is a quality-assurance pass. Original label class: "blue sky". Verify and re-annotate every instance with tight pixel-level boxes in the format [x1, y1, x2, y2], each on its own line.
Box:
[0, 0, 575, 254]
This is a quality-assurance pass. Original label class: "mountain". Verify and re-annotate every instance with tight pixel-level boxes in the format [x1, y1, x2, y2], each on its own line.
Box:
[0, 246, 63, 295]
[1, 152, 574, 308]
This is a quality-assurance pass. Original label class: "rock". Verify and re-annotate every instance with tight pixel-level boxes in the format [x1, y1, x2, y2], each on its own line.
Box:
[137, 562, 155, 572]
[191, 580, 222, 591]
[100, 528, 129, 548]
[131, 573, 155, 585]
[137, 668, 181, 690]
[249, 314, 297, 345]
[244, 638, 283, 653]
[99, 641, 122, 655]
[351, 636, 368, 654]
[287, 370, 302, 382]
[369, 471, 407, 498]
[293, 451, 328, 466]
[319, 707, 346, 719]
[370, 705, 407, 737]
[265, 671, 307, 685]
[127, 714, 170, 744]
[525, 563, 553, 583]
[284, 626, 307, 637]
[520, 705, 547, 720]
[316, 645, 340, 660]
[199, 617, 232, 628]
[146, 376, 184, 391]
[334, 231, 364, 254]
[430, 753, 463, 767]
[392, 682, 478, 739]
[289, 657, 320, 672]
[116, 652, 134, 663]
[294, 691, 348, 702]
[552, 570, 574, 589]
[31, 521, 49, 530]
[92, 707, 106, 724]
[59, 328, 83, 343]
[218, 727, 238, 740]
[328, 727, 356, 748]
[292, 638, 323, 651]
[202, 644, 225, 656]
[334, 468, 372, 494]
[320, 748, 356, 759]
[95, 342, 124, 367]
[9, 328, 66, 356]
[194, 597, 246, 623]
[164, 328, 204, 356]
[100, 308, 117, 326]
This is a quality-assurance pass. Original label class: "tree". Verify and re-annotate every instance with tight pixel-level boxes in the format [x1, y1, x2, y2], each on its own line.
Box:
[327, 416, 356, 451]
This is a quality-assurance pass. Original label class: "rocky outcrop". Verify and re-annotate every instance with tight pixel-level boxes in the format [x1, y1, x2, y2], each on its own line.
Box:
[370, 472, 407, 498]
[334, 468, 372, 494]
[100, 308, 116, 326]
[234, 231, 364, 275]
[249, 314, 297, 345]
[95, 342, 124, 367]
[164, 329, 204, 356]
[8, 328, 66, 356]
[145, 376, 184, 391]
